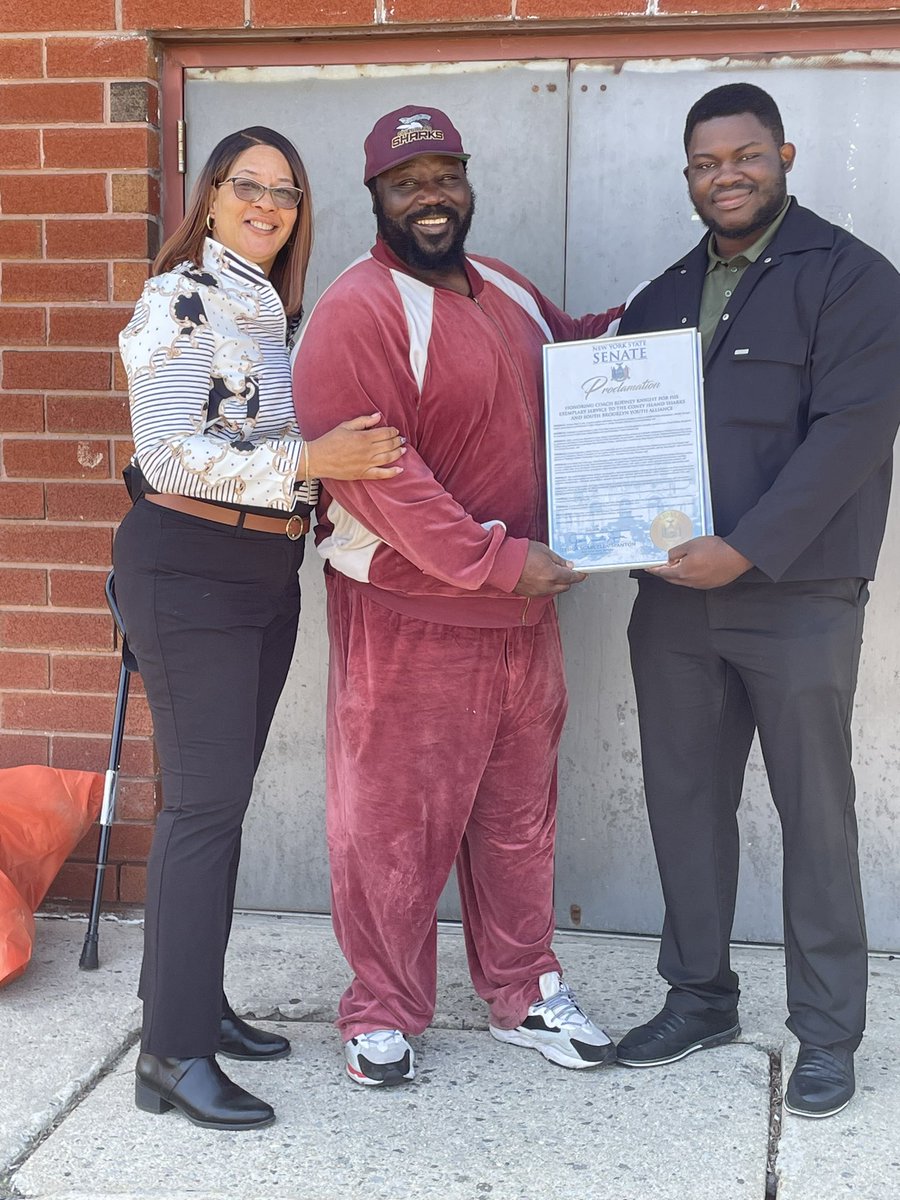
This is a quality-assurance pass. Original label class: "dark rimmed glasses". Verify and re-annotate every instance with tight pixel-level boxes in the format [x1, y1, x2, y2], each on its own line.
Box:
[221, 176, 304, 210]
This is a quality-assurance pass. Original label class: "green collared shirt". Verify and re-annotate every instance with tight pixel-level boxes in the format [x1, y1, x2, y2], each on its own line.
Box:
[698, 199, 791, 355]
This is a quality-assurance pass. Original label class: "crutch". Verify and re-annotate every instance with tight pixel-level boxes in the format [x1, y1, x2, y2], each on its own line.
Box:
[79, 570, 139, 970]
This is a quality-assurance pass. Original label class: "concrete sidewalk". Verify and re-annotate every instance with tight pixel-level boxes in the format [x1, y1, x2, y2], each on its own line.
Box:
[1, 913, 897, 1200]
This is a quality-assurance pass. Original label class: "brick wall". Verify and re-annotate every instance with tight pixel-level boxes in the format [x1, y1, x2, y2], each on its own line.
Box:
[0, 17, 160, 905]
[1, 0, 898, 907]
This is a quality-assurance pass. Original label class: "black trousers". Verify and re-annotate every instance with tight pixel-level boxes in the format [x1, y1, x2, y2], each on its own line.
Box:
[628, 574, 869, 1051]
[113, 499, 305, 1057]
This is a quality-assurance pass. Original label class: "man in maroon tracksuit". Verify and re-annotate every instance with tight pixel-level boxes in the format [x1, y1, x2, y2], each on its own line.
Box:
[294, 106, 622, 1086]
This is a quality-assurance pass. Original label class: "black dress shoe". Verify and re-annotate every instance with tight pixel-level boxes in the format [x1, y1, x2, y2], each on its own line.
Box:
[617, 1006, 740, 1067]
[135, 1053, 275, 1130]
[219, 1005, 291, 1062]
[784, 1045, 855, 1118]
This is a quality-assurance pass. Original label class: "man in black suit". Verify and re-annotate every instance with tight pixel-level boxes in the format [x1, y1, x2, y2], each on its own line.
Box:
[615, 82, 900, 1117]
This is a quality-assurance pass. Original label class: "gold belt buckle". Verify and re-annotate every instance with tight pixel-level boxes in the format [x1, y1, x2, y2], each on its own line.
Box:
[285, 514, 305, 540]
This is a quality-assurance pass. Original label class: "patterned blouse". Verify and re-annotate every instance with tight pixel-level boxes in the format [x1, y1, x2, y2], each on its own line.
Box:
[119, 238, 317, 513]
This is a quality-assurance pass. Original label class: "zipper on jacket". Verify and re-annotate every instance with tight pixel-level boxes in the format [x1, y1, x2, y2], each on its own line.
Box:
[520, 597, 531, 625]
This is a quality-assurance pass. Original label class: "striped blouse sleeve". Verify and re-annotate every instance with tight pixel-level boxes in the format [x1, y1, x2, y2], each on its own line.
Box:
[119, 270, 303, 510]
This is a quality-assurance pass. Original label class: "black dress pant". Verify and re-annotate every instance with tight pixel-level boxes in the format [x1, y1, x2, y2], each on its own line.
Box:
[628, 574, 869, 1051]
[113, 499, 305, 1057]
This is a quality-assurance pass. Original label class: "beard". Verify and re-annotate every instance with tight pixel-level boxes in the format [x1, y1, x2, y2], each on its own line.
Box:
[374, 189, 475, 271]
[694, 175, 788, 243]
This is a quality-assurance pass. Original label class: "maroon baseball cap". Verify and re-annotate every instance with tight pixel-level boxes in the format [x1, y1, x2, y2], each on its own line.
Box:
[364, 105, 470, 184]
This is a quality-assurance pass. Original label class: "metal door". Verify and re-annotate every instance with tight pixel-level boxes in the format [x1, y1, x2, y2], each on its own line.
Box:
[182, 51, 900, 949]
[558, 55, 900, 949]
[183, 59, 570, 920]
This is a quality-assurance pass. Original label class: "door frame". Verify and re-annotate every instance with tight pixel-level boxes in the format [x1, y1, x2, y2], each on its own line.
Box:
[160, 21, 900, 230]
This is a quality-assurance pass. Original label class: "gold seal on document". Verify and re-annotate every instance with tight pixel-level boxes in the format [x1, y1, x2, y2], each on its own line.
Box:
[650, 510, 693, 550]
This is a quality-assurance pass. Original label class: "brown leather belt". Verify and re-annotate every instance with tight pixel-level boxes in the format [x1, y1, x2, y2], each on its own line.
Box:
[146, 493, 309, 540]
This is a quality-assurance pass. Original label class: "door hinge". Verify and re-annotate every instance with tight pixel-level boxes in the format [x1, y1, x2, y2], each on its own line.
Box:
[176, 119, 186, 174]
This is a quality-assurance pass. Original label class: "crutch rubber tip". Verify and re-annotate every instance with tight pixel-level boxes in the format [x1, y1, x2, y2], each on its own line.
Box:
[135, 1080, 175, 1115]
[78, 940, 99, 971]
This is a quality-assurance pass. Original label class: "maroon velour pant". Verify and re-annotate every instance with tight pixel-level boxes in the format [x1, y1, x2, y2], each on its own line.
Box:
[325, 572, 566, 1040]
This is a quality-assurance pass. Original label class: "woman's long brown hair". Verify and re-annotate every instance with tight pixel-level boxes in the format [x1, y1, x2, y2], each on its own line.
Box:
[153, 126, 313, 320]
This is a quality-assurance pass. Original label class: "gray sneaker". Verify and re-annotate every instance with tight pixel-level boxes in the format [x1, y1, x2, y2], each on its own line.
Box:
[490, 972, 616, 1069]
[344, 1029, 415, 1087]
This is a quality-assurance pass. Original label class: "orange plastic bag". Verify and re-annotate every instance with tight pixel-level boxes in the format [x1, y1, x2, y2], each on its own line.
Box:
[0, 869, 34, 987]
[0, 765, 104, 988]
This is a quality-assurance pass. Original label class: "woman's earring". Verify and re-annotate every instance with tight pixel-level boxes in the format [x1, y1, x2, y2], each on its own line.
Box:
[206, 213, 214, 231]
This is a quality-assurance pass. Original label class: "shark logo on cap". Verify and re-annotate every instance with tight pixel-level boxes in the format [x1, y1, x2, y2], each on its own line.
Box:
[391, 112, 446, 150]
[363, 105, 469, 184]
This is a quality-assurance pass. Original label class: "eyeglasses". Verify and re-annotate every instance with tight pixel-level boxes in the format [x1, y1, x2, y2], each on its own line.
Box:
[221, 176, 304, 210]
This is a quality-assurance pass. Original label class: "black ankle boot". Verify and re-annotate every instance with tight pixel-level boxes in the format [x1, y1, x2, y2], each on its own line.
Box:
[218, 1004, 291, 1061]
[135, 1052, 275, 1130]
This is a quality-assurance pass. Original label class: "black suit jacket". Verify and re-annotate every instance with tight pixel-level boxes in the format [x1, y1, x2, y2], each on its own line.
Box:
[617, 200, 900, 582]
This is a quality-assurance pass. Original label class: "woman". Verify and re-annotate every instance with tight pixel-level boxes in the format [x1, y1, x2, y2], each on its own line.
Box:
[114, 126, 404, 1131]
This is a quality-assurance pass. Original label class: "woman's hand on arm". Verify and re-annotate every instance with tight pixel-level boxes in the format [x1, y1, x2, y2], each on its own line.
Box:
[303, 412, 406, 481]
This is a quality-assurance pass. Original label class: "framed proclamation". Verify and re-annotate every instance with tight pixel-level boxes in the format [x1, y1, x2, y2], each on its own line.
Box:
[543, 328, 713, 572]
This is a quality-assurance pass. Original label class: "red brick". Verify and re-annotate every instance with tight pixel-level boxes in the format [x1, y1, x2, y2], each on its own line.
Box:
[51, 732, 154, 775]
[0, 219, 41, 259]
[3, 438, 110, 480]
[251, 0, 373, 23]
[46, 218, 151, 261]
[0, 82, 104, 125]
[388, 0, 508, 17]
[521, 0, 636, 9]
[73, 819, 153, 860]
[117, 780, 158, 822]
[2, 688, 127, 734]
[47, 394, 129, 435]
[0, 307, 45, 346]
[0, 0, 116, 34]
[0, 611, 114, 653]
[46, 860, 116, 903]
[108, 820, 154, 860]
[800, 0, 895, 6]
[0, 129, 40, 169]
[0, 522, 111, 566]
[660, 0, 784, 7]
[49, 306, 134, 347]
[0, 651, 49, 689]
[1, 173, 108, 216]
[0, 731, 48, 768]
[51, 651, 120, 692]
[0, 394, 43, 432]
[43, 127, 158, 171]
[0, 482, 45, 520]
[48, 568, 109, 609]
[0, 566, 47, 603]
[2, 38, 43, 78]
[123, 0, 243, 27]
[118, 862, 147, 902]
[111, 356, 128, 391]
[46, 482, 129, 522]
[113, 438, 135, 476]
[112, 259, 150, 302]
[3, 351, 111, 391]
[2, 261, 108, 302]
[47, 36, 155, 79]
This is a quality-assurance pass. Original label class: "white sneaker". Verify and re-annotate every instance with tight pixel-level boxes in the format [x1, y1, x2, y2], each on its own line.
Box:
[344, 1029, 415, 1087]
[490, 971, 616, 1069]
